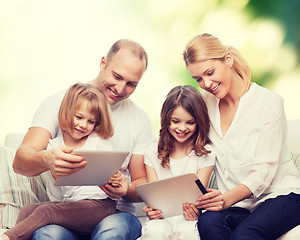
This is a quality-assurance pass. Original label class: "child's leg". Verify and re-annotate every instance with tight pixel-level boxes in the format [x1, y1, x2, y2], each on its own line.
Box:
[140, 218, 173, 240]
[173, 216, 200, 240]
[4, 198, 116, 240]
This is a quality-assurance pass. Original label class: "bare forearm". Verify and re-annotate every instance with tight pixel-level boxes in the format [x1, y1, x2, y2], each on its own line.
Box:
[124, 176, 147, 202]
[13, 145, 50, 176]
[223, 184, 252, 209]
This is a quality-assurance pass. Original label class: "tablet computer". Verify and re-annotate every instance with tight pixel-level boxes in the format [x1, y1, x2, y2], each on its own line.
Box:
[135, 173, 207, 218]
[55, 151, 129, 186]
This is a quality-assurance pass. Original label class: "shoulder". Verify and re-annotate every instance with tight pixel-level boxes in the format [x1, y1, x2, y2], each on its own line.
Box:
[112, 98, 150, 119]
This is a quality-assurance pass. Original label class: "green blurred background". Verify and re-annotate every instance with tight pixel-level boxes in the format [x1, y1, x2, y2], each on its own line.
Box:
[1, 0, 300, 144]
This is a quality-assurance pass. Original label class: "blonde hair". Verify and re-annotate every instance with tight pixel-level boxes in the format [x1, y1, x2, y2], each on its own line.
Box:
[58, 83, 113, 139]
[183, 33, 252, 93]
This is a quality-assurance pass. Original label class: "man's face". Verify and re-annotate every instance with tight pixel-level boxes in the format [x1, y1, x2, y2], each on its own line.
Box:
[97, 48, 146, 105]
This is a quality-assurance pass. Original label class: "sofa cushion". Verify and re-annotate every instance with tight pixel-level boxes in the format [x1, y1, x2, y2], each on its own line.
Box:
[0, 146, 48, 229]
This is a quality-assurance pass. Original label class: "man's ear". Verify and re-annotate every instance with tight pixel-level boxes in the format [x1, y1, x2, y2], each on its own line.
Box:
[100, 56, 106, 69]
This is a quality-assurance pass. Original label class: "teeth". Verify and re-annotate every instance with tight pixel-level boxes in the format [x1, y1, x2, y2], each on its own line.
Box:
[110, 89, 119, 97]
[212, 84, 219, 91]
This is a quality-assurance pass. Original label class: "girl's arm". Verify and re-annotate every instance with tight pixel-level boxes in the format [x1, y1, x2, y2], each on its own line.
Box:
[143, 165, 162, 220]
[183, 165, 214, 220]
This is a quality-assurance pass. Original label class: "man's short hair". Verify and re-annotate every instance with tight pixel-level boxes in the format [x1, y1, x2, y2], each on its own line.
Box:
[106, 39, 148, 70]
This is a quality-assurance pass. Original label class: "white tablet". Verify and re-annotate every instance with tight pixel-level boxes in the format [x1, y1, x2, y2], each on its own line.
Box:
[135, 173, 207, 218]
[55, 151, 129, 186]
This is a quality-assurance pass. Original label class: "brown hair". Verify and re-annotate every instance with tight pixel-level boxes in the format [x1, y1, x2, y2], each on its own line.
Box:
[158, 85, 211, 168]
[106, 39, 148, 70]
[58, 83, 113, 139]
[183, 33, 251, 93]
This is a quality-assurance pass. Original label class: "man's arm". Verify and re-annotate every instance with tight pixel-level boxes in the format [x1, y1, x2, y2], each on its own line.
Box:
[13, 127, 86, 177]
[124, 154, 147, 202]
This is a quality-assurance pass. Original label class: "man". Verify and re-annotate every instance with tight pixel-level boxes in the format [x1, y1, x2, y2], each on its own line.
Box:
[13, 39, 153, 240]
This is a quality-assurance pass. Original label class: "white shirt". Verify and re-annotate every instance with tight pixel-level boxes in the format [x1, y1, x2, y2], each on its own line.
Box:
[203, 83, 300, 211]
[42, 135, 113, 202]
[32, 90, 153, 213]
[144, 143, 215, 180]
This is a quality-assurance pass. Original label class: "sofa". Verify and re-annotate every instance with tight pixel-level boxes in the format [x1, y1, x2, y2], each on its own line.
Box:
[1, 119, 300, 239]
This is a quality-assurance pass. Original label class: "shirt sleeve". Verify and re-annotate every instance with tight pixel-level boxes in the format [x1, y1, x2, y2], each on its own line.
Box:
[131, 111, 154, 155]
[241, 94, 287, 198]
[31, 90, 65, 139]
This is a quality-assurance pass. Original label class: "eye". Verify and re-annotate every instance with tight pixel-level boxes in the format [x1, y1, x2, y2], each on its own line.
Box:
[196, 77, 203, 83]
[171, 120, 179, 124]
[113, 73, 122, 80]
[187, 121, 195, 125]
[207, 70, 214, 76]
[127, 82, 138, 87]
[88, 120, 96, 124]
[75, 115, 82, 120]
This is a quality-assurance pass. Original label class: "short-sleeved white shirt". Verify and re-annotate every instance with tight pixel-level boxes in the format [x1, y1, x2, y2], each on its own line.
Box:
[144, 143, 215, 180]
[31, 89, 153, 213]
[202, 83, 300, 211]
[42, 135, 113, 202]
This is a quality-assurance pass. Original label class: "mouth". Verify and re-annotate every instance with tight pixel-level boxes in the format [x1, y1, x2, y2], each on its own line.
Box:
[108, 87, 120, 98]
[175, 131, 190, 138]
[75, 128, 86, 134]
[210, 83, 220, 92]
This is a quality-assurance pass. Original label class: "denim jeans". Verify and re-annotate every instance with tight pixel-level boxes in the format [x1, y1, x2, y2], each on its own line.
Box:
[197, 193, 300, 240]
[31, 211, 142, 240]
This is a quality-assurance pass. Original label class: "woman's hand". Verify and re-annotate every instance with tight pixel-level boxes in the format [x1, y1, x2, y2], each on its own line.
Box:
[196, 189, 226, 211]
[182, 202, 200, 221]
[143, 205, 162, 220]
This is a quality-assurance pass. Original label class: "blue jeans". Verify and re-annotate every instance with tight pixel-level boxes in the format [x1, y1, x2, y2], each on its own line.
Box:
[197, 193, 300, 240]
[31, 211, 142, 240]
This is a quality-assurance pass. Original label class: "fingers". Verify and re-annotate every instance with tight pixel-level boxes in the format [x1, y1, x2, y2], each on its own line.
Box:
[196, 189, 225, 211]
[100, 180, 128, 199]
[108, 171, 123, 187]
[182, 203, 200, 221]
[143, 206, 162, 220]
[49, 146, 87, 176]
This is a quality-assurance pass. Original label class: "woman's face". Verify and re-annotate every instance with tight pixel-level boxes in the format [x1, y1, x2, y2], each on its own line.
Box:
[186, 57, 233, 99]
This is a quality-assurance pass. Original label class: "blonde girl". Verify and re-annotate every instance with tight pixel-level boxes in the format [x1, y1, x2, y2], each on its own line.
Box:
[1, 83, 122, 240]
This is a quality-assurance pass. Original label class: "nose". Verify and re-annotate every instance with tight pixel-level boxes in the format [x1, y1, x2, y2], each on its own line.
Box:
[178, 123, 187, 131]
[201, 78, 212, 89]
[115, 81, 127, 96]
[78, 119, 87, 129]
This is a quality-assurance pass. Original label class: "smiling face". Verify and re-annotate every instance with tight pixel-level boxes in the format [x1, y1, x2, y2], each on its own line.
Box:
[70, 100, 97, 140]
[96, 48, 146, 105]
[168, 106, 197, 144]
[187, 56, 234, 100]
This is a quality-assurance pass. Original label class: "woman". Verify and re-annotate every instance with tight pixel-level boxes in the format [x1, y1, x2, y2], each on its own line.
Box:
[183, 33, 300, 240]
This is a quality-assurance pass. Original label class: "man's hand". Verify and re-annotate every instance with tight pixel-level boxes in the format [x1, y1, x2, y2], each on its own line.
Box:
[100, 173, 129, 199]
[48, 145, 87, 179]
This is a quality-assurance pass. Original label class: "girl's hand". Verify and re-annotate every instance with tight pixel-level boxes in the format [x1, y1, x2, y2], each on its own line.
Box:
[100, 174, 128, 199]
[196, 189, 226, 211]
[108, 171, 123, 187]
[182, 202, 200, 221]
[143, 205, 162, 220]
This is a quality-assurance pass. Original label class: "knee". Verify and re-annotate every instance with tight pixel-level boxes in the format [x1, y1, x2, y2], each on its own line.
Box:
[197, 211, 217, 232]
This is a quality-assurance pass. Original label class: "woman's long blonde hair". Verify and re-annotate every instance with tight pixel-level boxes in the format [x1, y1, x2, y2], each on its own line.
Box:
[183, 33, 252, 93]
